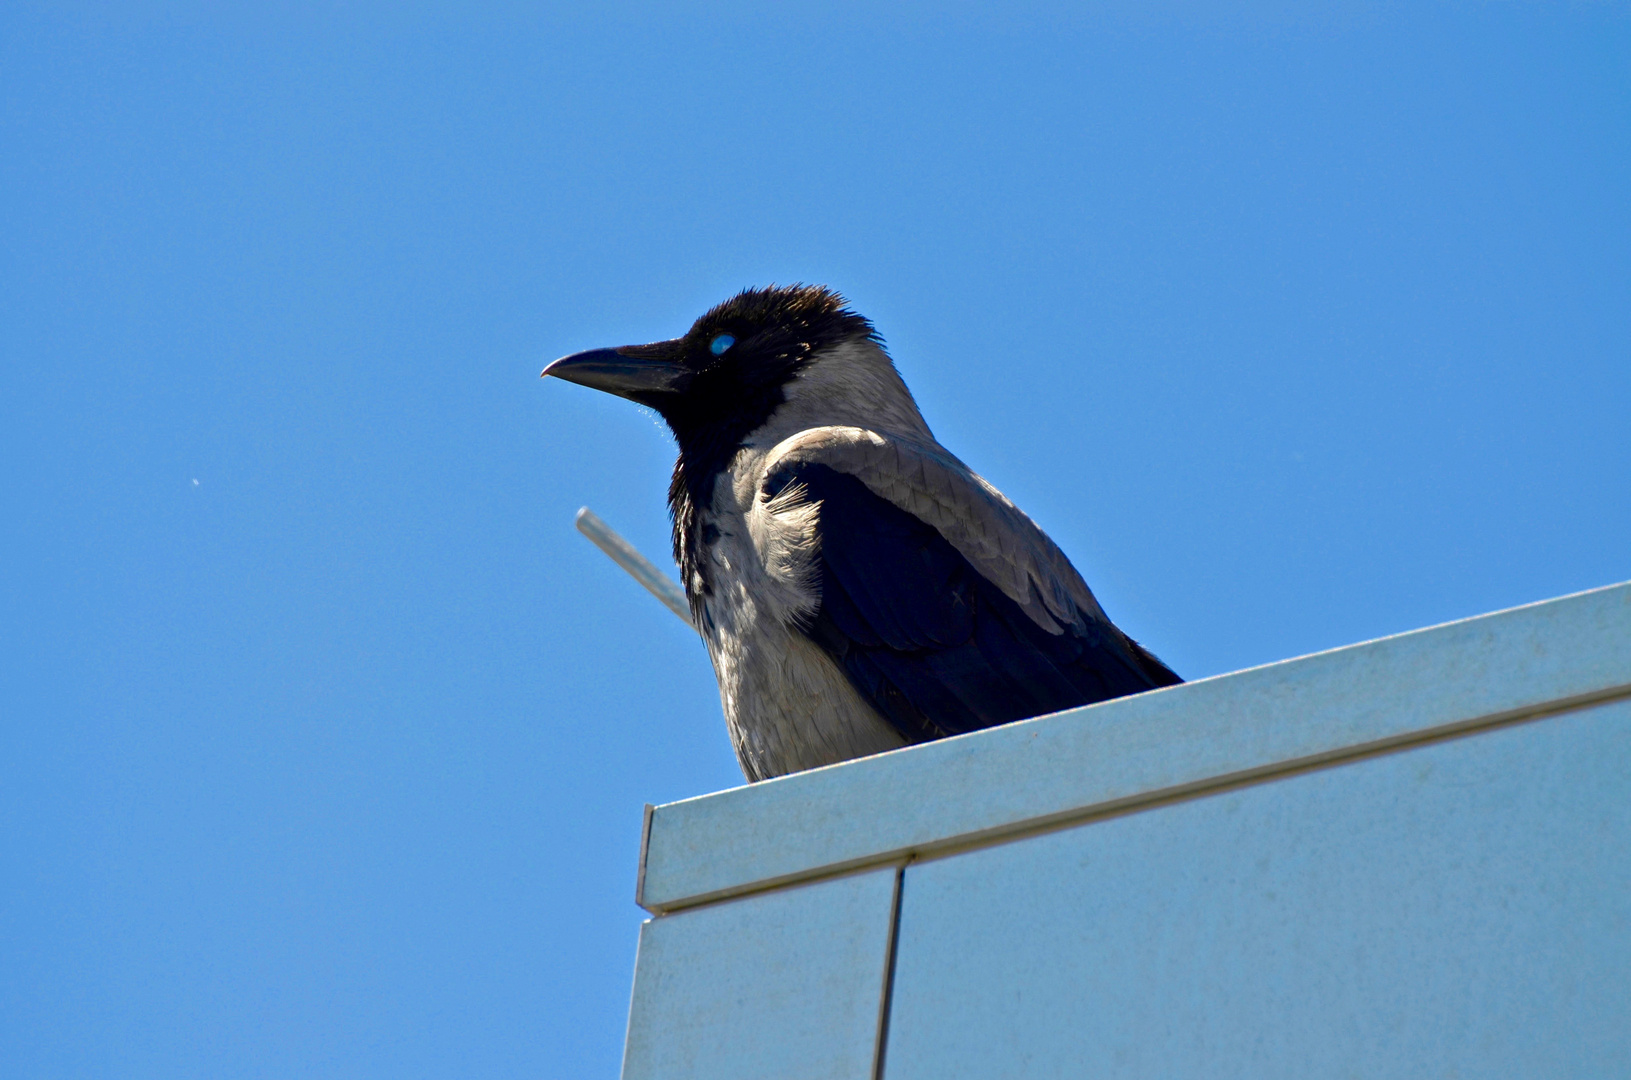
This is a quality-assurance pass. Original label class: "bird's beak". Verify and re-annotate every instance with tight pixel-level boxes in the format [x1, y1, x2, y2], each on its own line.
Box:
[540, 344, 692, 401]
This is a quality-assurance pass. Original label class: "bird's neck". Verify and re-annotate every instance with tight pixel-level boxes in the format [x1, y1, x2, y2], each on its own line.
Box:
[663, 338, 932, 609]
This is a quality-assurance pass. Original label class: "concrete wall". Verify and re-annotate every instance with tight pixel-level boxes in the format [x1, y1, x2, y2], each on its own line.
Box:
[621, 582, 1631, 1079]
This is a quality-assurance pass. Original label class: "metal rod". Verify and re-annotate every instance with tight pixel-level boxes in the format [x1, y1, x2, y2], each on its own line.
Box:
[575, 507, 695, 629]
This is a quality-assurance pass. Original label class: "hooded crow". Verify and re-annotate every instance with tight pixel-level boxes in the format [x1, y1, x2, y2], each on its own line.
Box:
[544, 285, 1180, 781]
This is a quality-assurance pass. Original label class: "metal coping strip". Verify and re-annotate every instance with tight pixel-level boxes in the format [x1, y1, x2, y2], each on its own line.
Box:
[641, 681, 1631, 916]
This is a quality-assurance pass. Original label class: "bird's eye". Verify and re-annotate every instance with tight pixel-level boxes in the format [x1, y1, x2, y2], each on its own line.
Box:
[709, 334, 735, 356]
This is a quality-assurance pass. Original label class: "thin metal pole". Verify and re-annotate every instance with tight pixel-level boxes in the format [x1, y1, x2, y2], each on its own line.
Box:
[574, 507, 695, 629]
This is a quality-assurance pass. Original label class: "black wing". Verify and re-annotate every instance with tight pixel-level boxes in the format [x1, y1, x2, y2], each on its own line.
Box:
[773, 462, 1181, 745]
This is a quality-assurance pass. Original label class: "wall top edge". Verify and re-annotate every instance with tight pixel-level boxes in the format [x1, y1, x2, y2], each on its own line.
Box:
[638, 580, 1631, 914]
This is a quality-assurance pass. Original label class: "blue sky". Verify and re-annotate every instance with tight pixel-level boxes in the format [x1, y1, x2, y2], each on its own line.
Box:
[2, 3, 1626, 1077]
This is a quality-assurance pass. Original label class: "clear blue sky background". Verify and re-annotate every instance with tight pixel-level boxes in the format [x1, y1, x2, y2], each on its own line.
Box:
[2, 3, 1626, 1077]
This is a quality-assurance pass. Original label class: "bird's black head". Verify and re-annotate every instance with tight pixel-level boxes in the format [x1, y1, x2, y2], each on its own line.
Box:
[543, 284, 878, 462]
[544, 284, 882, 602]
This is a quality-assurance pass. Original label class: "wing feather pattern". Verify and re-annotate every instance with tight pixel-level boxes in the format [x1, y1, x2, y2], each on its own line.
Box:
[761, 432, 1180, 743]
[765, 427, 1110, 634]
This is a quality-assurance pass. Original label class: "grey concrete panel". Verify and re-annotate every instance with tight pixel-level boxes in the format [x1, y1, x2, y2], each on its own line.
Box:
[622, 867, 898, 1080]
[640, 581, 1631, 913]
[882, 697, 1631, 1080]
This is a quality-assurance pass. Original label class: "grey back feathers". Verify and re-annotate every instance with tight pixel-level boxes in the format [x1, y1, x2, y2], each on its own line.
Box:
[763, 425, 1110, 636]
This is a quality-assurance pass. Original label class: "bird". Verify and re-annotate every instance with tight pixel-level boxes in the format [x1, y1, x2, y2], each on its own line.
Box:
[543, 285, 1180, 781]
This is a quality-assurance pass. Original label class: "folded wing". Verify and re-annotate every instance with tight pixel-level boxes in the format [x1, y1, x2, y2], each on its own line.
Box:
[762, 431, 1180, 743]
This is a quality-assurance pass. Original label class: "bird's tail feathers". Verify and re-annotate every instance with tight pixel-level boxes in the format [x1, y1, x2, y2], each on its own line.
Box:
[1119, 632, 1183, 688]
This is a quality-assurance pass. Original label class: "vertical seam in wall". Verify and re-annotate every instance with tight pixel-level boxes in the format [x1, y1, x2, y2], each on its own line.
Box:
[872, 859, 909, 1080]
